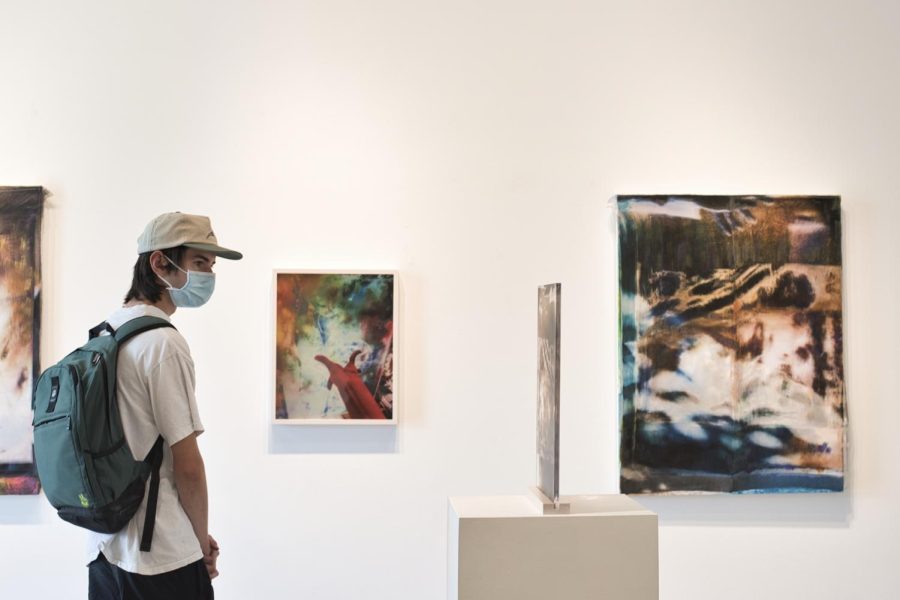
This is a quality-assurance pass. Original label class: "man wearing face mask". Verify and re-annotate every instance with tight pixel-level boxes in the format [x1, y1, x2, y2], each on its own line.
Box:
[87, 212, 242, 600]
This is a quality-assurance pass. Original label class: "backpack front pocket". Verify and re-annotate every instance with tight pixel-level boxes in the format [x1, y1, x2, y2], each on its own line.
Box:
[33, 416, 93, 509]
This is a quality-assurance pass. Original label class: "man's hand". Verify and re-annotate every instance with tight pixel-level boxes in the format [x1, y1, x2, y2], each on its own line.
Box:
[204, 534, 220, 579]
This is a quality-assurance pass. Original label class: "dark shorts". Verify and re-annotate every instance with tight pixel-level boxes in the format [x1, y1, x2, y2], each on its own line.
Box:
[88, 553, 214, 600]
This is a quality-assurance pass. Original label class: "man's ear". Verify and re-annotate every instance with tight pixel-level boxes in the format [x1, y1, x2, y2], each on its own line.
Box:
[149, 250, 167, 277]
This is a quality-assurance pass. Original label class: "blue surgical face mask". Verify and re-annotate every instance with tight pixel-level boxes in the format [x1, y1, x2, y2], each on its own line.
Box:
[159, 257, 216, 308]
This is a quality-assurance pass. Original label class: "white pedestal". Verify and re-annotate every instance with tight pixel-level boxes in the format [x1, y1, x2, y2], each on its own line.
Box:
[447, 494, 658, 600]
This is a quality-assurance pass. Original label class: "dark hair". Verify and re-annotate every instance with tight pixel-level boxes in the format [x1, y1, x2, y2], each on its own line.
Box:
[124, 246, 188, 304]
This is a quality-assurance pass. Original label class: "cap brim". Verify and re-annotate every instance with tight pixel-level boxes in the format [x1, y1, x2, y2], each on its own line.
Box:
[183, 242, 243, 260]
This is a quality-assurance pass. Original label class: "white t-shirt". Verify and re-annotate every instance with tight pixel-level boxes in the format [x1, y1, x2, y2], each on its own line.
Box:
[86, 304, 205, 575]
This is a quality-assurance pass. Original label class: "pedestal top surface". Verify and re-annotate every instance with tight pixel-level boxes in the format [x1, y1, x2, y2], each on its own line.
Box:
[449, 494, 656, 518]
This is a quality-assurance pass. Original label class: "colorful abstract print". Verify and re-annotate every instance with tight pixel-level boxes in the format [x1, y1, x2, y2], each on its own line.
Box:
[618, 196, 844, 494]
[275, 273, 395, 420]
[0, 187, 42, 495]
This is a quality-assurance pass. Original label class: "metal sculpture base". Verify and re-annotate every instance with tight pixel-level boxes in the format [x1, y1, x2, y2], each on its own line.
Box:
[527, 486, 571, 514]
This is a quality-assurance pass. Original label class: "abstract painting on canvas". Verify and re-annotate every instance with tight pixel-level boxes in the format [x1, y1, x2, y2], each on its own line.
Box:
[618, 195, 844, 494]
[0, 187, 42, 495]
[275, 272, 396, 423]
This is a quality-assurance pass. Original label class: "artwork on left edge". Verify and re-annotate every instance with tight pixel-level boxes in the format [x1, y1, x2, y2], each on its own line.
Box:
[274, 271, 397, 423]
[537, 283, 561, 506]
[618, 195, 844, 494]
[0, 187, 43, 495]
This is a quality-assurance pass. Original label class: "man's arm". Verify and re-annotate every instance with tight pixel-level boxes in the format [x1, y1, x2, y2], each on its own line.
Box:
[171, 433, 210, 557]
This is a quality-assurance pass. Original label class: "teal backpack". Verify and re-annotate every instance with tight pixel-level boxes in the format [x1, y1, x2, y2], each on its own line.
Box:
[32, 316, 174, 552]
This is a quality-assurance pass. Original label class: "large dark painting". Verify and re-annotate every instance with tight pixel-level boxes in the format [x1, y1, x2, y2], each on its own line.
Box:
[0, 187, 42, 495]
[618, 196, 844, 494]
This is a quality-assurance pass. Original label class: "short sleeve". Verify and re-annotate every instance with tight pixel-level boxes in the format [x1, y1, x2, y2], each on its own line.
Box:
[147, 352, 204, 446]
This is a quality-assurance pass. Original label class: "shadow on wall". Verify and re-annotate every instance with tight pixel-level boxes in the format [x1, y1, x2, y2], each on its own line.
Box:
[634, 490, 852, 528]
[0, 496, 46, 525]
[268, 425, 398, 454]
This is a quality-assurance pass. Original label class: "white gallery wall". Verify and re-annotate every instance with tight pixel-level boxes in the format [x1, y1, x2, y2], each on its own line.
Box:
[1, 1, 899, 598]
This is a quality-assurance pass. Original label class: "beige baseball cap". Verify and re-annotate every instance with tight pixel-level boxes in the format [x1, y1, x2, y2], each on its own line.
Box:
[137, 212, 243, 260]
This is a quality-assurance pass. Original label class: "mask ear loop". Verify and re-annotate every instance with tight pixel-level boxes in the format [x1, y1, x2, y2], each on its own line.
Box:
[158, 254, 188, 290]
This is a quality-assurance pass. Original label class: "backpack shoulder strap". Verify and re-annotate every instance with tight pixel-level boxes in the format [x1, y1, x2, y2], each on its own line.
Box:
[111, 316, 175, 552]
[113, 316, 176, 345]
[139, 436, 165, 552]
[88, 321, 115, 339]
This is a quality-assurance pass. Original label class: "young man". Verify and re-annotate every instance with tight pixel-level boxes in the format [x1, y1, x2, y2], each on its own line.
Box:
[87, 212, 242, 600]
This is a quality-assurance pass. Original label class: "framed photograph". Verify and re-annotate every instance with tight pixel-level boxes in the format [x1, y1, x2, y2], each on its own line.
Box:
[273, 270, 397, 424]
[617, 195, 844, 494]
[537, 283, 561, 506]
[0, 187, 43, 495]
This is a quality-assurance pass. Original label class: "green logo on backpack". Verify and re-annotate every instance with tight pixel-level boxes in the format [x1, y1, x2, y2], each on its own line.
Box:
[79, 493, 90, 508]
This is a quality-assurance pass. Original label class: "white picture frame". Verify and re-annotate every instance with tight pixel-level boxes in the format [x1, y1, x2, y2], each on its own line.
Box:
[271, 269, 398, 425]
